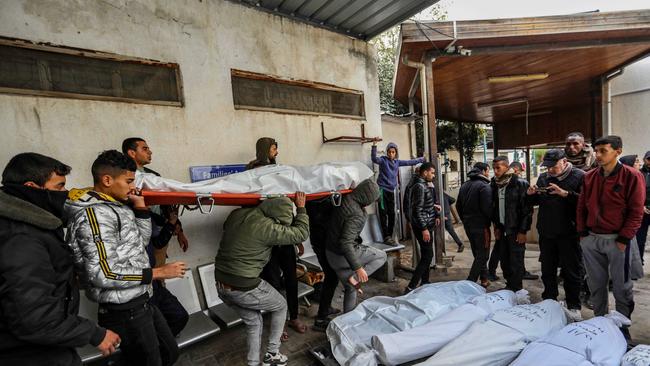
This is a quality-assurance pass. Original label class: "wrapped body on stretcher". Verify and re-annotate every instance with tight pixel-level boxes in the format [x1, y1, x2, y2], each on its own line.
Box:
[135, 162, 374, 206]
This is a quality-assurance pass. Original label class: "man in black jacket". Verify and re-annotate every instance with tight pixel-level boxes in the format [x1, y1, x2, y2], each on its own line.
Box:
[527, 149, 584, 319]
[491, 156, 533, 292]
[326, 179, 387, 313]
[457, 162, 492, 288]
[405, 162, 441, 293]
[636, 150, 650, 264]
[123, 137, 190, 337]
[0, 153, 120, 366]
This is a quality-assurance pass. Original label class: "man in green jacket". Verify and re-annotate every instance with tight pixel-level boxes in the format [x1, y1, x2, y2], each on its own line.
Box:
[214, 192, 309, 366]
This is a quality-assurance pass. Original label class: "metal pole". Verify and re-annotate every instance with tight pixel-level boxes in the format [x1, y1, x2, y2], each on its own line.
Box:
[483, 129, 487, 162]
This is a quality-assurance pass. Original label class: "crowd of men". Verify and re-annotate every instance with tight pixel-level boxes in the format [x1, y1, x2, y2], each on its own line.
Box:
[457, 132, 647, 343]
[0, 131, 647, 366]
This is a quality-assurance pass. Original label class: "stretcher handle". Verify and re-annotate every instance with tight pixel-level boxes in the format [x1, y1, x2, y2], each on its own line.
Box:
[196, 194, 215, 214]
[330, 191, 342, 207]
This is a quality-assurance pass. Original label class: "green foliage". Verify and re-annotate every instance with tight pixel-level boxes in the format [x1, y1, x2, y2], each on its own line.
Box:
[371, 4, 448, 114]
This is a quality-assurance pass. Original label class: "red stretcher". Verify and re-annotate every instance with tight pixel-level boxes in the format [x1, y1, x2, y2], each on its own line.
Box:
[142, 190, 351, 213]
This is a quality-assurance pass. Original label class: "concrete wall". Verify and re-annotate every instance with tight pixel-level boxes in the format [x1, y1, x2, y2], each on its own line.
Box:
[611, 57, 650, 156]
[0, 0, 381, 286]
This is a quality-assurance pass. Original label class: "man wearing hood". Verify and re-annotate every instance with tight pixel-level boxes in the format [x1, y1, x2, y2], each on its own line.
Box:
[491, 156, 533, 292]
[246, 137, 307, 337]
[326, 179, 387, 312]
[636, 151, 650, 264]
[526, 149, 584, 320]
[246, 137, 278, 170]
[371, 140, 425, 244]
[0, 153, 120, 366]
[457, 162, 492, 288]
[565, 132, 598, 171]
[214, 193, 309, 366]
[65, 150, 186, 366]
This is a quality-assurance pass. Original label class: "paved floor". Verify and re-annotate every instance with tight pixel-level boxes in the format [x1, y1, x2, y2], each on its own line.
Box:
[106, 224, 650, 365]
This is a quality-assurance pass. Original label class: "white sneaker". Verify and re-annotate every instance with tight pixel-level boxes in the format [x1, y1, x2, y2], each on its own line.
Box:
[263, 351, 288, 366]
[566, 308, 583, 322]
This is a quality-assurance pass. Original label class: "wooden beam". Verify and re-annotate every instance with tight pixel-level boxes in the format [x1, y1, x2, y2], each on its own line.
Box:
[401, 10, 650, 44]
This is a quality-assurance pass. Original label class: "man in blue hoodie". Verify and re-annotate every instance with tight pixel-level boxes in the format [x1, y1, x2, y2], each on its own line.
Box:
[371, 141, 425, 244]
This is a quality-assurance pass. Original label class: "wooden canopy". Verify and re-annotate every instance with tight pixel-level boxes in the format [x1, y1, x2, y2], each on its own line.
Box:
[393, 10, 650, 148]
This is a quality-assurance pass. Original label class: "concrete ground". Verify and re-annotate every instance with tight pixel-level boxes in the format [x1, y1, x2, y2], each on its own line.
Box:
[172, 225, 650, 366]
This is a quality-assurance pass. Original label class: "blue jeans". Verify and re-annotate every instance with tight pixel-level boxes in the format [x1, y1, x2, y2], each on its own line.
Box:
[217, 279, 287, 366]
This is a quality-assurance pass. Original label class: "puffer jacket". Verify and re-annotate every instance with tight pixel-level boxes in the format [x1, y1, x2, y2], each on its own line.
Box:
[491, 174, 533, 235]
[0, 189, 105, 360]
[65, 189, 153, 305]
[214, 197, 309, 289]
[410, 177, 438, 230]
[326, 179, 380, 270]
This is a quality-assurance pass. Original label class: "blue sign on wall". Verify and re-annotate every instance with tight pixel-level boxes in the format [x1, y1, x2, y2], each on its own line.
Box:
[189, 164, 247, 182]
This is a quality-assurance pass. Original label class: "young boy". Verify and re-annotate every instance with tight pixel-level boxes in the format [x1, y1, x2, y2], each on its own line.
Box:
[371, 141, 425, 244]
[65, 150, 186, 366]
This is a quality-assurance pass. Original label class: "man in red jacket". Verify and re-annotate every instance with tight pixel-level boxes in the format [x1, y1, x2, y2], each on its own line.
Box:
[577, 135, 645, 343]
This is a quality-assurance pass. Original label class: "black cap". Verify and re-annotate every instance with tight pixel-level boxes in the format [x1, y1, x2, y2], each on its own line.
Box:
[644, 151, 650, 160]
[541, 149, 566, 167]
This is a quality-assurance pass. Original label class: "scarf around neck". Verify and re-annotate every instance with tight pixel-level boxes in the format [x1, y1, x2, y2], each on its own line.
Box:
[495, 168, 515, 188]
[550, 162, 573, 181]
[566, 146, 596, 171]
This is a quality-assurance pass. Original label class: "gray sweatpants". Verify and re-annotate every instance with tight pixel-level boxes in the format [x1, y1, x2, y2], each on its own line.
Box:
[217, 279, 287, 366]
[581, 233, 634, 318]
[327, 244, 387, 313]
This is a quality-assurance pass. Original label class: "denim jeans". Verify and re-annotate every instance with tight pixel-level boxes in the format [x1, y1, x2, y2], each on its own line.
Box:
[327, 244, 387, 313]
[217, 279, 287, 366]
[97, 302, 179, 366]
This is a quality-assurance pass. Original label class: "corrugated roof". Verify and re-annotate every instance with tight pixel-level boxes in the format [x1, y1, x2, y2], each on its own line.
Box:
[227, 0, 440, 40]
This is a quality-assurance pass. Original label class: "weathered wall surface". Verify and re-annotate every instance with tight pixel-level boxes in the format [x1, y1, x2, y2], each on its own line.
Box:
[611, 57, 650, 157]
[0, 0, 382, 289]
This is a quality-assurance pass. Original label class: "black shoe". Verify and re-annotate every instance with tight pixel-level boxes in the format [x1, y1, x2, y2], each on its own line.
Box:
[312, 318, 330, 333]
[328, 307, 341, 316]
[457, 244, 465, 253]
[487, 274, 499, 281]
[620, 327, 637, 349]
[404, 286, 414, 295]
[523, 271, 539, 280]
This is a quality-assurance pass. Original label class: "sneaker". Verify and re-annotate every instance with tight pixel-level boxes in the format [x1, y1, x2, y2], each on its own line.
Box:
[403, 286, 414, 295]
[565, 308, 583, 322]
[457, 244, 465, 253]
[487, 273, 499, 281]
[523, 271, 539, 280]
[312, 318, 330, 333]
[480, 279, 490, 289]
[384, 236, 396, 245]
[263, 351, 288, 366]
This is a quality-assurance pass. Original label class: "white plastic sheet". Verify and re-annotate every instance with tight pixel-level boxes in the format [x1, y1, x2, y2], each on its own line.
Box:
[623, 345, 650, 366]
[416, 300, 567, 366]
[326, 281, 485, 366]
[511, 312, 630, 366]
[135, 162, 374, 194]
[372, 290, 530, 365]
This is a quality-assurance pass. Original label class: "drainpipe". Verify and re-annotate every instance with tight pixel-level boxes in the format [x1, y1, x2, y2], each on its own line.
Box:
[603, 69, 624, 135]
[402, 55, 431, 159]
